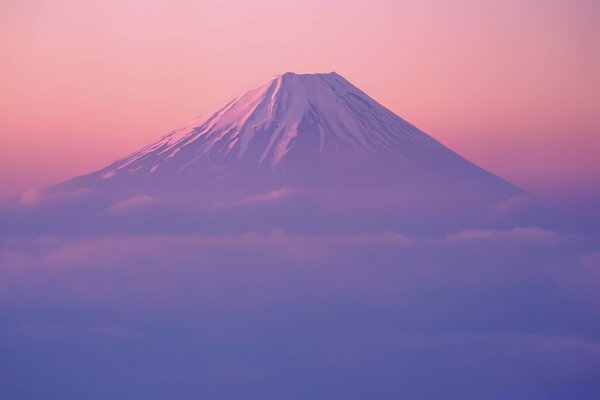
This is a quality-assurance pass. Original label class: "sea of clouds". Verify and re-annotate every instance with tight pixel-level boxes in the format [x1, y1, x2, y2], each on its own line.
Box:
[1, 188, 599, 399]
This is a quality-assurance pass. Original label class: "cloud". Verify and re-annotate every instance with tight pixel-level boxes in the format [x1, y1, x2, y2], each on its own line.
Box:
[106, 195, 159, 215]
[2, 226, 599, 398]
[232, 188, 301, 206]
[582, 251, 600, 269]
[6, 322, 141, 342]
[445, 226, 561, 244]
[18, 187, 43, 205]
[492, 195, 532, 216]
[18, 187, 97, 206]
[1, 197, 599, 398]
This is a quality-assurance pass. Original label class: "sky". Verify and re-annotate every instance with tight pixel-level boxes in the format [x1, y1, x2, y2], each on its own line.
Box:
[2, 3, 600, 398]
[1, 0, 599, 202]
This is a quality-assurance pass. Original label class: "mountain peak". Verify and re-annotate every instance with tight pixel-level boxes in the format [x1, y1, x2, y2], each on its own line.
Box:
[92, 71, 442, 179]
[63, 72, 521, 204]
[276, 71, 341, 79]
[274, 71, 349, 90]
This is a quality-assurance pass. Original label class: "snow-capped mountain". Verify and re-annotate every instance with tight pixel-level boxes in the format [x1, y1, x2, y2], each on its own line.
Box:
[100, 72, 441, 173]
[59, 72, 523, 206]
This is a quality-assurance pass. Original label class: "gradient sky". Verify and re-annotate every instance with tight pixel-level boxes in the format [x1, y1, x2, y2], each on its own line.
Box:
[1, 0, 598, 202]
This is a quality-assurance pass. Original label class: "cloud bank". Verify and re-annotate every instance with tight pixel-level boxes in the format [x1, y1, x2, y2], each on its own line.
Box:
[1, 216, 599, 399]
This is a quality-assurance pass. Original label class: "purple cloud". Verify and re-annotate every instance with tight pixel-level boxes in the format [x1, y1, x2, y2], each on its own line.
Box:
[106, 195, 159, 215]
[445, 226, 561, 244]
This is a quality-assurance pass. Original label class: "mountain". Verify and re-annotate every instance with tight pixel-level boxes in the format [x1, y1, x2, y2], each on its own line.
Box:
[57, 72, 524, 211]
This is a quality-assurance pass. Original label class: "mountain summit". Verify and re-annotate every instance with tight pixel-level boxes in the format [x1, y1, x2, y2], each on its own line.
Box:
[60, 72, 523, 207]
[98, 72, 444, 176]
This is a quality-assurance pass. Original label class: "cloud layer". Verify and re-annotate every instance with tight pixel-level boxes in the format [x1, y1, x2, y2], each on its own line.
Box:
[2, 218, 599, 399]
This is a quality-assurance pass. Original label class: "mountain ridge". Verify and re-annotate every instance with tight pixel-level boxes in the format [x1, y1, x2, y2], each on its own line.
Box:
[56, 71, 525, 207]
[98, 71, 445, 177]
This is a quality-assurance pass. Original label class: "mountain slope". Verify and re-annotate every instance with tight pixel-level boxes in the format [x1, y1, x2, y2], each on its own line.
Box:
[59, 72, 524, 206]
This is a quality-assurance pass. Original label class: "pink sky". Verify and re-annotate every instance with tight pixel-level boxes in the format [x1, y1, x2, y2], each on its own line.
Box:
[1, 0, 598, 202]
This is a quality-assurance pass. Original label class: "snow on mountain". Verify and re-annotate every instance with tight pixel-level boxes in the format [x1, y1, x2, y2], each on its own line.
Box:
[96, 72, 443, 179]
[58, 72, 524, 207]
